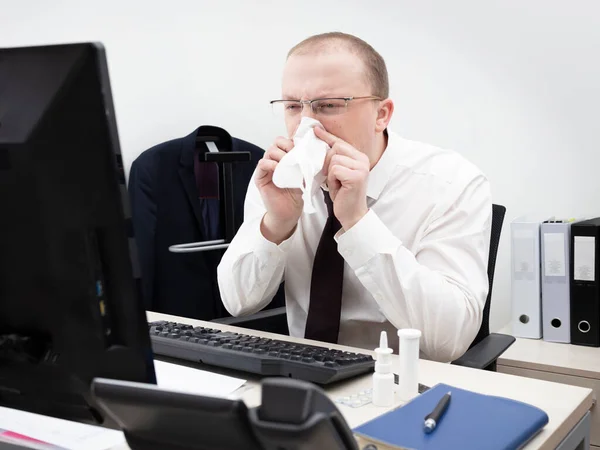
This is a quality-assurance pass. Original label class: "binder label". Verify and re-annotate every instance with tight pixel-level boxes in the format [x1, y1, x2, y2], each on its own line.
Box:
[543, 232, 565, 277]
[574, 236, 595, 281]
[513, 229, 536, 280]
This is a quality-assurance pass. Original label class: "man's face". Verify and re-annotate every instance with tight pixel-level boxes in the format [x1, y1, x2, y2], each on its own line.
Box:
[281, 50, 381, 159]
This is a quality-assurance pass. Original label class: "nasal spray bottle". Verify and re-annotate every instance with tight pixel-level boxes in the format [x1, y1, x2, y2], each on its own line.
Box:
[372, 331, 394, 407]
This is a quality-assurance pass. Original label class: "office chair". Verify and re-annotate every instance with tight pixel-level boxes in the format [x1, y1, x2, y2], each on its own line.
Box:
[451, 204, 515, 371]
[216, 204, 515, 371]
[213, 284, 289, 335]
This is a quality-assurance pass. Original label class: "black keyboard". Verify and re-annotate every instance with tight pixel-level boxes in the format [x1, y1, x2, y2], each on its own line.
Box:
[148, 321, 375, 385]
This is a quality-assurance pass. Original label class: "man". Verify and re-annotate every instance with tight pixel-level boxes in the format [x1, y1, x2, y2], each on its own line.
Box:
[217, 32, 492, 362]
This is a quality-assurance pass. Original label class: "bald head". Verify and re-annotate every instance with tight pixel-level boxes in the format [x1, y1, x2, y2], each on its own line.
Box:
[287, 32, 389, 99]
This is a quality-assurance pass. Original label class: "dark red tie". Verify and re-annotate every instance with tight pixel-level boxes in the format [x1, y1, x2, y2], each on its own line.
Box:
[304, 190, 344, 343]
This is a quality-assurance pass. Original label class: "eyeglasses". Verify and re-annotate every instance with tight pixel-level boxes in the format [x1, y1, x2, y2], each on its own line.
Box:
[270, 96, 381, 117]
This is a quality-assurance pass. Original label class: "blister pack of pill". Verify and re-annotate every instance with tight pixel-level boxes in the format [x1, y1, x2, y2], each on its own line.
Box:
[334, 388, 373, 408]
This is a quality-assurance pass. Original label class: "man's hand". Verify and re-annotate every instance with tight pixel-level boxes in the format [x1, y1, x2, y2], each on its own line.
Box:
[256, 136, 303, 244]
[314, 127, 370, 231]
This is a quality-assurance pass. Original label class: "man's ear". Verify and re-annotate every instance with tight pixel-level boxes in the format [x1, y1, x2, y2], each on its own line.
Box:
[375, 98, 394, 133]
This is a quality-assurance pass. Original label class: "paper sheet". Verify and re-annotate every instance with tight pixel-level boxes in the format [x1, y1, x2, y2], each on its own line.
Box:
[0, 407, 125, 450]
[0, 362, 246, 449]
[154, 360, 246, 397]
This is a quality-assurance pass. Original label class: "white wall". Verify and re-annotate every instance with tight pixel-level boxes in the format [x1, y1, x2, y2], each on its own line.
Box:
[2, 0, 599, 332]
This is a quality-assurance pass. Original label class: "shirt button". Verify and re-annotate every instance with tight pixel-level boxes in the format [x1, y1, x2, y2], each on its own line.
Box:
[346, 247, 354, 257]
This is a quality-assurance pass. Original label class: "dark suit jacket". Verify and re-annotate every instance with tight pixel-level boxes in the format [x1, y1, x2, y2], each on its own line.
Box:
[128, 126, 283, 319]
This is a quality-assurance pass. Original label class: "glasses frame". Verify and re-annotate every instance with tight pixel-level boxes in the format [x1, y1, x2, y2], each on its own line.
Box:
[269, 96, 382, 116]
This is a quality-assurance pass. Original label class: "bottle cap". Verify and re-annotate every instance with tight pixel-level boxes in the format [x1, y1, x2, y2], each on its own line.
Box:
[397, 328, 422, 340]
[374, 331, 393, 374]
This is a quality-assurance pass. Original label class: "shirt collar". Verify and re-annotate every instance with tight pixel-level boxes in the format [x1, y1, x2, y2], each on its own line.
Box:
[367, 129, 401, 200]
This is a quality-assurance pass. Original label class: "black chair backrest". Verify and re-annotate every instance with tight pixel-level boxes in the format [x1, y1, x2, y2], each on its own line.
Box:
[470, 204, 506, 349]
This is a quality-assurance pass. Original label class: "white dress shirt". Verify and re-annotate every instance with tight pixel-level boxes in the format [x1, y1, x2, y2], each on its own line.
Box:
[217, 130, 492, 362]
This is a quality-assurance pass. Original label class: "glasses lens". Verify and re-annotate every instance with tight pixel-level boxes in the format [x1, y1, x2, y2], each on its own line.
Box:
[272, 101, 302, 117]
[314, 99, 347, 116]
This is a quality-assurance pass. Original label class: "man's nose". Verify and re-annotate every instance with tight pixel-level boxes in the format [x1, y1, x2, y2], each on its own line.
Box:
[301, 103, 317, 119]
[289, 121, 300, 137]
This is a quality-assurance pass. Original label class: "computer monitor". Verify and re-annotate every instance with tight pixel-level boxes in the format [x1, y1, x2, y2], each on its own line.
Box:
[0, 42, 156, 427]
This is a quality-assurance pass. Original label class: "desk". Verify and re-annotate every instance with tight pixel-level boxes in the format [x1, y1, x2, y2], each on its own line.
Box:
[0, 313, 592, 450]
[121, 312, 593, 450]
[498, 326, 600, 449]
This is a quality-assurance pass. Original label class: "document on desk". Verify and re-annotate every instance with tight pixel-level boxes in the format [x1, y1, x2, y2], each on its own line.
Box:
[154, 360, 246, 397]
[0, 406, 125, 450]
[0, 364, 245, 450]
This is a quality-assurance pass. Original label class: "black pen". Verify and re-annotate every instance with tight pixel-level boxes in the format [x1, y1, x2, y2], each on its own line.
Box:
[424, 391, 451, 433]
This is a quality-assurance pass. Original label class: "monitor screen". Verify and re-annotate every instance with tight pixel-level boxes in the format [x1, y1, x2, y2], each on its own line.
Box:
[0, 42, 156, 427]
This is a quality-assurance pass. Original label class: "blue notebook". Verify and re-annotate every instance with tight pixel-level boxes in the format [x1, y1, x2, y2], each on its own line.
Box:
[353, 383, 549, 450]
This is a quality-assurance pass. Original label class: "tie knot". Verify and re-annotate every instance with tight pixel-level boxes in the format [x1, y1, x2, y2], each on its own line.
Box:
[322, 189, 334, 217]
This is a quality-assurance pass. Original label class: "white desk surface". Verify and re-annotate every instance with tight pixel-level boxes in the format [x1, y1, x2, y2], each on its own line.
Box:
[128, 312, 594, 450]
[498, 325, 600, 379]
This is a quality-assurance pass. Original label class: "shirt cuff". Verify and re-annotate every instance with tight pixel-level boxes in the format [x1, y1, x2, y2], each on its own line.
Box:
[248, 214, 297, 258]
[335, 209, 402, 271]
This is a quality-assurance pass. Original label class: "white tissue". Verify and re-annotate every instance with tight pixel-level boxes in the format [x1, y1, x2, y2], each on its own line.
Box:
[272, 117, 329, 214]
